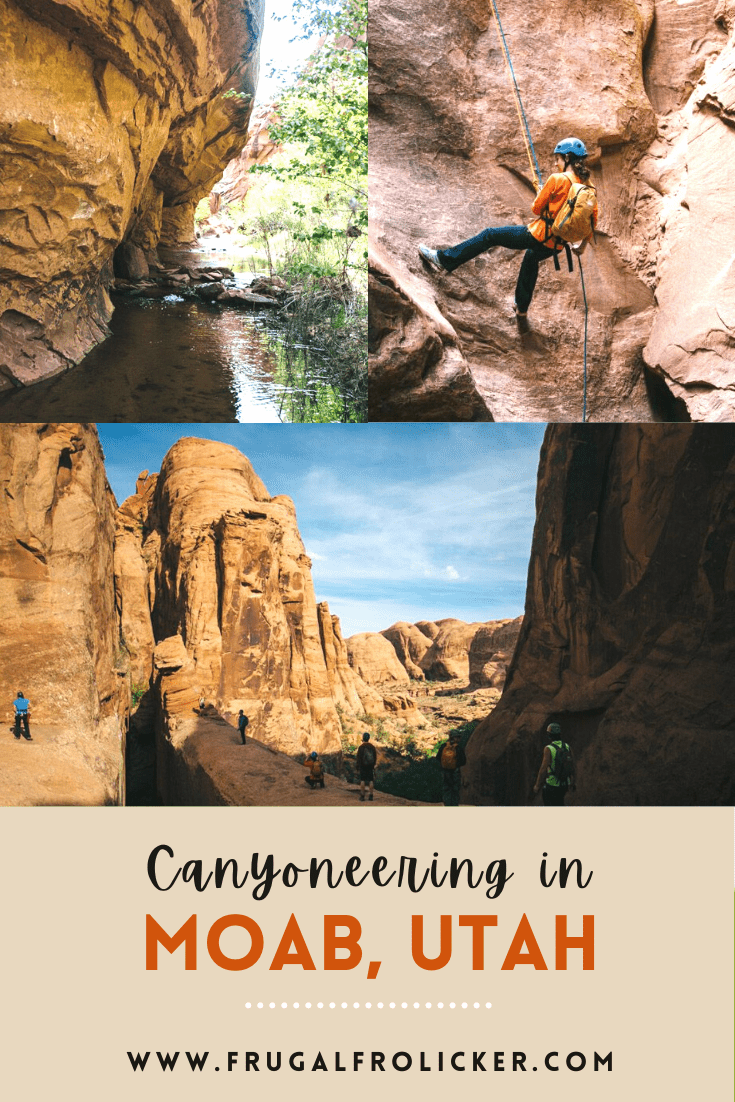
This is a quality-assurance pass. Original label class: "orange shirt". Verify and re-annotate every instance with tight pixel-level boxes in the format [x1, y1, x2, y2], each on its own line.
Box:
[528, 171, 598, 250]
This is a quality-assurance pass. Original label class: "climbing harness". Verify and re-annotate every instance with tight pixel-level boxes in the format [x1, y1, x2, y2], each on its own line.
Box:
[488, 0, 591, 422]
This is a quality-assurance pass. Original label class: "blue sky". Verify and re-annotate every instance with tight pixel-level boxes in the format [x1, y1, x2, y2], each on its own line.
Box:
[98, 425, 546, 636]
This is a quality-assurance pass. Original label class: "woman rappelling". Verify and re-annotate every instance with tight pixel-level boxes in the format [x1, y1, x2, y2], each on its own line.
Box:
[418, 137, 598, 322]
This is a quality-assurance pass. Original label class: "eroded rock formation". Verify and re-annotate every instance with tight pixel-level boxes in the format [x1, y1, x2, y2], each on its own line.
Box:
[381, 621, 433, 680]
[317, 603, 385, 715]
[0, 0, 263, 387]
[0, 423, 128, 805]
[468, 615, 523, 688]
[356, 615, 523, 687]
[114, 438, 344, 762]
[419, 617, 496, 681]
[369, 0, 734, 421]
[465, 425, 735, 805]
[346, 631, 411, 686]
[209, 103, 281, 209]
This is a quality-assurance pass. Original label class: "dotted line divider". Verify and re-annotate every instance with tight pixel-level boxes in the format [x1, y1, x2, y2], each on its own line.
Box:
[245, 1002, 492, 1010]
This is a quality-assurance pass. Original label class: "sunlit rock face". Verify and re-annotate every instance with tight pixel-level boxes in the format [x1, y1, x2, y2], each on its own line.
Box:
[465, 425, 735, 806]
[114, 437, 343, 758]
[0, 423, 128, 805]
[0, 0, 263, 387]
[369, 0, 734, 421]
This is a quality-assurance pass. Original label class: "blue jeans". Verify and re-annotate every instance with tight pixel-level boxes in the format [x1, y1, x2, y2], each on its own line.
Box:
[438, 225, 556, 313]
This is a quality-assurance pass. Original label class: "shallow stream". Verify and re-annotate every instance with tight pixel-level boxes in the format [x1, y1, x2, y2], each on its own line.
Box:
[0, 248, 356, 422]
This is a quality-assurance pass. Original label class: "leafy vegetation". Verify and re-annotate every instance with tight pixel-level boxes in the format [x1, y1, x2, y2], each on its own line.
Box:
[192, 2, 368, 421]
[131, 683, 147, 709]
[372, 720, 481, 804]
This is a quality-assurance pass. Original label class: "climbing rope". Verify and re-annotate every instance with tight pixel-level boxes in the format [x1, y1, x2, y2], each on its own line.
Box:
[578, 254, 589, 423]
[488, 0, 592, 421]
[488, 0, 543, 190]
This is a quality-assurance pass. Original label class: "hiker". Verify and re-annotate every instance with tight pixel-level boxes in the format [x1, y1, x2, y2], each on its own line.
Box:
[533, 722, 575, 805]
[356, 731, 377, 802]
[13, 692, 31, 741]
[418, 138, 598, 319]
[237, 710, 249, 745]
[438, 730, 466, 806]
[304, 751, 325, 790]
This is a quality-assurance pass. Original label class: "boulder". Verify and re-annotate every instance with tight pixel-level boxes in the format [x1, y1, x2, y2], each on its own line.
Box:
[217, 289, 280, 307]
[465, 425, 735, 805]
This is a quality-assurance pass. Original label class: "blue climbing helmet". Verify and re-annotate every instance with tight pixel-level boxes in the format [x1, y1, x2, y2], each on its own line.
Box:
[554, 137, 587, 159]
[310, 751, 318, 760]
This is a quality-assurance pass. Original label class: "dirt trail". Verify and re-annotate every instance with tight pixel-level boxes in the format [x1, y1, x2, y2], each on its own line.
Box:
[159, 713, 432, 807]
[0, 723, 114, 806]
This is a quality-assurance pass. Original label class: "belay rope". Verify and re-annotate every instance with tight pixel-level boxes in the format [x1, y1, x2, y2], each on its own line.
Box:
[488, 0, 590, 422]
[579, 255, 589, 423]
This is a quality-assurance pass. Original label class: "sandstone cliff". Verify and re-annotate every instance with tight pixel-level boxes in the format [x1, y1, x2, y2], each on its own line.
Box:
[468, 615, 524, 688]
[465, 425, 735, 805]
[369, 0, 735, 422]
[346, 631, 412, 686]
[209, 103, 281, 210]
[114, 438, 344, 767]
[0, 0, 263, 387]
[0, 423, 128, 805]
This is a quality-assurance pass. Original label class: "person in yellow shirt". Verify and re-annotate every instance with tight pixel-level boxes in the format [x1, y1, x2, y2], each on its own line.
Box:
[419, 138, 598, 319]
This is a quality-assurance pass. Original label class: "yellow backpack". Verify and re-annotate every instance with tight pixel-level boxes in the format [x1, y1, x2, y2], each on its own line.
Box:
[551, 181, 597, 244]
[441, 742, 458, 770]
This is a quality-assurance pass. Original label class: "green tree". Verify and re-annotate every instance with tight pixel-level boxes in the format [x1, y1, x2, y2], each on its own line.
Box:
[261, 1, 367, 243]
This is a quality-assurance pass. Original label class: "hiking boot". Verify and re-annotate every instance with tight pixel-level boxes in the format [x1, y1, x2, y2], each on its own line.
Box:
[513, 302, 530, 331]
[418, 244, 448, 273]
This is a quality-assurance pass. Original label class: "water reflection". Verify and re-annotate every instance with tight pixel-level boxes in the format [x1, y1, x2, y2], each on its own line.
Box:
[0, 296, 285, 423]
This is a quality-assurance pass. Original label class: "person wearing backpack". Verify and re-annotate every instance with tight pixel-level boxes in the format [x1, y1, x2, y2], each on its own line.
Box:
[237, 710, 249, 745]
[418, 138, 598, 320]
[356, 731, 377, 802]
[304, 751, 325, 790]
[438, 730, 466, 806]
[533, 722, 575, 805]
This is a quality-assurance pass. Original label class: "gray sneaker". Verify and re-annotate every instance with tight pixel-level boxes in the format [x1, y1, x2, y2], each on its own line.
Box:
[418, 244, 447, 272]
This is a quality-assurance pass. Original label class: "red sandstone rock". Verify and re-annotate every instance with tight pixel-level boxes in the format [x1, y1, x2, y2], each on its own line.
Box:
[468, 616, 523, 688]
[465, 425, 735, 805]
[369, 0, 735, 421]
[115, 438, 343, 758]
[345, 631, 411, 687]
[381, 621, 432, 680]
[0, 423, 128, 805]
[0, 0, 262, 386]
[419, 618, 493, 681]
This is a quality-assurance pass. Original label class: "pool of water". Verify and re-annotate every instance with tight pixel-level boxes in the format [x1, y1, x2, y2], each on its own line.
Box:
[0, 248, 359, 423]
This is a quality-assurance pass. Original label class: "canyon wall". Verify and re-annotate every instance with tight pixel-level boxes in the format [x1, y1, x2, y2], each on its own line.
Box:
[0, 423, 128, 805]
[465, 425, 735, 805]
[114, 437, 344, 763]
[369, 0, 734, 422]
[0, 0, 263, 387]
[350, 616, 523, 685]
